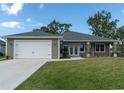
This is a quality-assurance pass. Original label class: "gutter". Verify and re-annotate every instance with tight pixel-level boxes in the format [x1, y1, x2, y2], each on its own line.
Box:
[62, 39, 119, 42]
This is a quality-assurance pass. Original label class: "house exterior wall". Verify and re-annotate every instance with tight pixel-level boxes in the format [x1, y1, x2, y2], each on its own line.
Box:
[62, 42, 111, 57]
[7, 38, 59, 59]
[52, 39, 59, 59]
[91, 43, 110, 57]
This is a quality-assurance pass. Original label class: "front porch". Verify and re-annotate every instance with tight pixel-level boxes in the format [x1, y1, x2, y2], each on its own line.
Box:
[60, 41, 118, 58]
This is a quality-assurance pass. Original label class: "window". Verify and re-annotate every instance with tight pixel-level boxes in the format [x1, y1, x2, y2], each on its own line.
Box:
[95, 43, 105, 52]
[80, 44, 85, 52]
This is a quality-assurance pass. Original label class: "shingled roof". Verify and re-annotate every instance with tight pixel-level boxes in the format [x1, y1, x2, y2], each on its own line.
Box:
[6, 31, 60, 36]
[6, 31, 118, 42]
[63, 31, 117, 42]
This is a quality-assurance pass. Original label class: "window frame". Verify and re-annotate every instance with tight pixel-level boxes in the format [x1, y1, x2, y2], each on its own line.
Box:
[79, 44, 85, 53]
[95, 43, 105, 53]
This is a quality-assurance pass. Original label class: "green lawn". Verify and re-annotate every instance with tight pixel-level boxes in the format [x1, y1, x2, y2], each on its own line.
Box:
[16, 57, 124, 90]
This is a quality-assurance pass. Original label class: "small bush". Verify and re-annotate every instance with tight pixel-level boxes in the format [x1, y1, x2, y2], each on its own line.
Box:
[62, 47, 69, 58]
[0, 52, 4, 56]
[6, 56, 9, 59]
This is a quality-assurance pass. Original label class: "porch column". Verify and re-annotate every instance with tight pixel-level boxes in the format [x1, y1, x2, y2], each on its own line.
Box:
[58, 38, 60, 59]
[113, 42, 117, 57]
[86, 41, 90, 57]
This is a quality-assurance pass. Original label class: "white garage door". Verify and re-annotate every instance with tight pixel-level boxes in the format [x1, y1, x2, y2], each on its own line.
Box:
[14, 40, 52, 59]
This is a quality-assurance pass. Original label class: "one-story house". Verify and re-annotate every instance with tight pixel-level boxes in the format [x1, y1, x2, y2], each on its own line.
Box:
[5, 31, 118, 59]
[0, 39, 6, 56]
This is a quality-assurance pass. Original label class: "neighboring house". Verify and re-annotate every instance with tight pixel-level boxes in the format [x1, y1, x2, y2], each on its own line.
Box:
[0, 39, 6, 56]
[5, 31, 118, 59]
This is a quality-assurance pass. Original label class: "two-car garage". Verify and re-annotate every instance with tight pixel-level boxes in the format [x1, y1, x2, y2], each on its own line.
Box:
[14, 40, 52, 59]
[6, 31, 61, 59]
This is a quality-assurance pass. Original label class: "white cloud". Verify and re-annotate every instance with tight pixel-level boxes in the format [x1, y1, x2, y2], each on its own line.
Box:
[0, 3, 24, 15]
[0, 21, 21, 29]
[40, 4, 44, 9]
[26, 18, 31, 22]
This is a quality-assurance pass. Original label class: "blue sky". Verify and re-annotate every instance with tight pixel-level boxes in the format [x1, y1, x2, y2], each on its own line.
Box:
[0, 3, 124, 36]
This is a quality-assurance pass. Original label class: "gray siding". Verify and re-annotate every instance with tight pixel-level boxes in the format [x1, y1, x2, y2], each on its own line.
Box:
[52, 39, 59, 59]
[7, 39, 13, 58]
[7, 38, 59, 59]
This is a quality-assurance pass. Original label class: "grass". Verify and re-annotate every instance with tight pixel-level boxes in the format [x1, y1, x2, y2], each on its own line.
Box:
[16, 57, 124, 90]
[0, 56, 6, 61]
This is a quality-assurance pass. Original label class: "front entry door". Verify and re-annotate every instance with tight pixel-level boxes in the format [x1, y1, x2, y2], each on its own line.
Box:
[69, 45, 79, 56]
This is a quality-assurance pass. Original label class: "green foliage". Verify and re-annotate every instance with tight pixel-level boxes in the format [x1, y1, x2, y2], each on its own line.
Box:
[116, 26, 124, 52]
[0, 52, 4, 56]
[87, 10, 119, 39]
[117, 26, 124, 44]
[62, 47, 69, 58]
[117, 45, 124, 53]
[33, 19, 72, 34]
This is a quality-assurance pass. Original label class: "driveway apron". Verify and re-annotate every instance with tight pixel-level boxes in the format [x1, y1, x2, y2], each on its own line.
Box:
[0, 59, 47, 90]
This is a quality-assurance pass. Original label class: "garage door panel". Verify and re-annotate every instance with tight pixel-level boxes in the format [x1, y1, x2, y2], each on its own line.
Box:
[14, 40, 52, 59]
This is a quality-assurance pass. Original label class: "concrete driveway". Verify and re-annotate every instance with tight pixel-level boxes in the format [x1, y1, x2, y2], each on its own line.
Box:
[0, 59, 47, 90]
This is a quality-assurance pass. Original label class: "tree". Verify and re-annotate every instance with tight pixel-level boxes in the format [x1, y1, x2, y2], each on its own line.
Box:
[117, 26, 124, 43]
[33, 19, 72, 34]
[40, 26, 50, 33]
[116, 26, 124, 53]
[87, 10, 119, 39]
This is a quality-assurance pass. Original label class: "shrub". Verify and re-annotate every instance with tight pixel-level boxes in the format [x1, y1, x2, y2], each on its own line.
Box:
[62, 47, 69, 58]
[0, 52, 4, 56]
